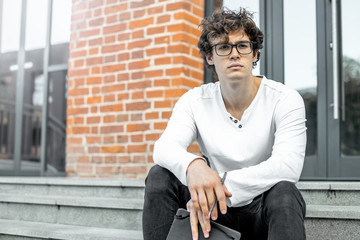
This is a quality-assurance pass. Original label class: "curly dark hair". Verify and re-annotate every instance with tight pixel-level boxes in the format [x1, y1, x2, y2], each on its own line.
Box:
[198, 8, 264, 72]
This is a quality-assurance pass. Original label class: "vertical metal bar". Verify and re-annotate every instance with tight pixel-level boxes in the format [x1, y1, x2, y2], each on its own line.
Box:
[13, 0, 27, 175]
[40, 0, 53, 176]
[0, 0, 3, 52]
[332, 0, 339, 119]
[203, 0, 214, 84]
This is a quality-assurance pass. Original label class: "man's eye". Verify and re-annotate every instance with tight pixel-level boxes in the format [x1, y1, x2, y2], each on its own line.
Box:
[237, 43, 249, 49]
[218, 45, 230, 50]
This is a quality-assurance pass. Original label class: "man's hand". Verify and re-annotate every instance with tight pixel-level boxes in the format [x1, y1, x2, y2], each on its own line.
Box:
[186, 159, 232, 239]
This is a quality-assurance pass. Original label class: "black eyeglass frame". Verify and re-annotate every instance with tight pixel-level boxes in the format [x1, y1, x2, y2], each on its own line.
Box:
[212, 41, 255, 56]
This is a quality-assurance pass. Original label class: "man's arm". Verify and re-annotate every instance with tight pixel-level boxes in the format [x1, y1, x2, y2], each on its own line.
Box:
[224, 90, 307, 207]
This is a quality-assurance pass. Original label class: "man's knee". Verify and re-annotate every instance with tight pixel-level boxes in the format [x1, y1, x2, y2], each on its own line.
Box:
[145, 165, 178, 194]
[265, 181, 306, 216]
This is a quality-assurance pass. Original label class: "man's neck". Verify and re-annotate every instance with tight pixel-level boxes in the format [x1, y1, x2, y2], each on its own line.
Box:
[220, 75, 261, 120]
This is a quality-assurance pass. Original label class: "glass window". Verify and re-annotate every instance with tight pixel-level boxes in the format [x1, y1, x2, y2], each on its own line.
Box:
[1, 0, 22, 53]
[283, 0, 318, 156]
[25, 0, 48, 50]
[340, 0, 360, 156]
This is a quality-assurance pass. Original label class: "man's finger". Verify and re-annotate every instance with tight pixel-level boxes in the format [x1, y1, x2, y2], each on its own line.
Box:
[198, 190, 209, 217]
[189, 208, 199, 240]
[214, 184, 227, 215]
[198, 209, 210, 238]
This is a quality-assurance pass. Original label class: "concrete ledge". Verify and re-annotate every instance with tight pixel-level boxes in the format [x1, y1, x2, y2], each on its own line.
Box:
[306, 205, 360, 220]
[0, 194, 144, 210]
[0, 177, 145, 187]
[297, 181, 360, 191]
[0, 219, 143, 240]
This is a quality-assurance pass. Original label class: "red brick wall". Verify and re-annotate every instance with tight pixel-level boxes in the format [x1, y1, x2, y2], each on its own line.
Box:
[67, 0, 204, 178]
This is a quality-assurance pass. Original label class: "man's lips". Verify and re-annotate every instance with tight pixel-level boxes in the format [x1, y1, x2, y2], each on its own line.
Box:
[228, 63, 244, 69]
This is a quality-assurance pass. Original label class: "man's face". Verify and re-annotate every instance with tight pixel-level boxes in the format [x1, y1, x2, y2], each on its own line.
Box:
[206, 31, 258, 82]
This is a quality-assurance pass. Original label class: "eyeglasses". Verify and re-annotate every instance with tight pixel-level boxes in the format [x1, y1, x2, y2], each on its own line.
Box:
[212, 41, 254, 56]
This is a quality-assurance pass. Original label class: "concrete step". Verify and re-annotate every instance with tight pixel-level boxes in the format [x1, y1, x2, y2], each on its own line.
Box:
[297, 181, 360, 206]
[0, 219, 143, 240]
[0, 194, 143, 230]
[0, 177, 145, 199]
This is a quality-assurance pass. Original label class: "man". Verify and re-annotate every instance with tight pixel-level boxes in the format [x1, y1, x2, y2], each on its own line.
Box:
[143, 8, 307, 240]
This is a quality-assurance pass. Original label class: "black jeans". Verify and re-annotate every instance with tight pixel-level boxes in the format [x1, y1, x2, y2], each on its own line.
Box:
[142, 165, 306, 240]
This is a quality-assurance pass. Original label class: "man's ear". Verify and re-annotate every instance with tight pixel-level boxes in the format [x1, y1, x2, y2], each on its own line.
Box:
[252, 50, 258, 63]
[206, 54, 214, 65]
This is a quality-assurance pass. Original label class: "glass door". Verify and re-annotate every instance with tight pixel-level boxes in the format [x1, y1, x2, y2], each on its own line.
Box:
[328, 0, 360, 178]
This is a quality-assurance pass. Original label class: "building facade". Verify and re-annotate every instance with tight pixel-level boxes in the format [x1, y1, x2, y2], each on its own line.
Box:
[1, 0, 359, 181]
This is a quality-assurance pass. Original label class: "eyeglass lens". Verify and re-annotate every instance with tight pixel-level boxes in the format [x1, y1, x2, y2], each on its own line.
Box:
[215, 42, 252, 56]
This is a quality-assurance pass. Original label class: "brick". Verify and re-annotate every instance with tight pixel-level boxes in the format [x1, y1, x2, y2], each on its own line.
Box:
[86, 57, 102, 66]
[104, 3, 128, 14]
[145, 133, 160, 141]
[105, 155, 116, 163]
[131, 50, 143, 59]
[86, 136, 101, 144]
[131, 113, 142, 121]
[87, 116, 101, 124]
[129, 17, 154, 29]
[128, 59, 150, 70]
[117, 135, 129, 143]
[118, 156, 131, 163]
[102, 63, 125, 73]
[126, 101, 151, 111]
[132, 91, 144, 100]
[68, 68, 89, 77]
[89, 147, 100, 154]
[105, 35, 116, 43]
[147, 26, 165, 35]
[131, 134, 144, 143]
[128, 144, 147, 153]
[70, 50, 86, 58]
[102, 83, 125, 93]
[72, 126, 90, 134]
[148, 5, 163, 15]
[166, 2, 191, 11]
[154, 57, 171, 65]
[80, 29, 100, 38]
[128, 39, 151, 50]
[118, 32, 130, 41]
[154, 121, 167, 130]
[87, 96, 102, 104]
[103, 23, 127, 34]
[165, 88, 186, 98]
[157, 14, 171, 24]
[89, 17, 104, 27]
[100, 125, 124, 134]
[146, 47, 165, 56]
[89, 0, 104, 9]
[154, 100, 172, 108]
[101, 44, 125, 53]
[133, 155, 146, 163]
[155, 36, 170, 44]
[74, 97, 85, 105]
[67, 107, 88, 116]
[130, 0, 155, 8]
[101, 145, 125, 153]
[104, 94, 115, 102]
[67, 137, 83, 144]
[118, 52, 130, 62]
[128, 80, 151, 90]
[100, 104, 124, 112]
[104, 75, 115, 83]
[117, 73, 129, 81]
[96, 166, 120, 174]
[154, 79, 170, 87]
[89, 37, 102, 46]
[145, 69, 163, 78]
[133, 9, 146, 18]
[131, 29, 144, 39]
[127, 123, 150, 132]
[146, 90, 163, 98]
[86, 76, 102, 85]
[174, 11, 201, 25]
[145, 112, 159, 120]
[104, 115, 115, 123]
[121, 166, 147, 174]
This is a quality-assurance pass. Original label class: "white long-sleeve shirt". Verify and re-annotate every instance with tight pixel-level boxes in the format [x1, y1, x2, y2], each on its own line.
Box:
[153, 76, 307, 207]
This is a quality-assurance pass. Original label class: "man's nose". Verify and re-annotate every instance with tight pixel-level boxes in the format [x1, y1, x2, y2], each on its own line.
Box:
[229, 46, 240, 58]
